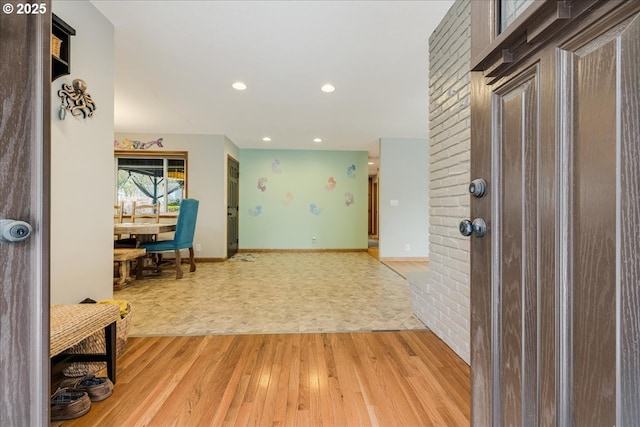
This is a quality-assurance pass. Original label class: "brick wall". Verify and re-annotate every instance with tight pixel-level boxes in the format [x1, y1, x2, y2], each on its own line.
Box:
[410, 0, 471, 364]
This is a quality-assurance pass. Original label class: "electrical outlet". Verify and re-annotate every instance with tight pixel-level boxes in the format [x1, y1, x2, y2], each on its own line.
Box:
[405, 244, 411, 252]
[312, 236, 317, 243]
[195, 244, 202, 252]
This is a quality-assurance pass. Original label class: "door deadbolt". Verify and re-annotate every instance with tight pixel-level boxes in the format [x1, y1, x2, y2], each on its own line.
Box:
[459, 218, 487, 238]
[0, 219, 33, 243]
[469, 179, 487, 198]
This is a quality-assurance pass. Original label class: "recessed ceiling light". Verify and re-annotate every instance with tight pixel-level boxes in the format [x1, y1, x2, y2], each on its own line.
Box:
[313, 138, 322, 143]
[262, 137, 271, 142]
[232, 81, 247, 91]
[321, 84, 335, 93]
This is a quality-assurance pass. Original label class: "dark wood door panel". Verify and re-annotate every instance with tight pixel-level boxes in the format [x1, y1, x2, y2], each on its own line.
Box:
[498, 87, 525, 427]
[471, 2, 640, 427]
[569, 31, 618, 427]
[0, 5, 50, 426]
[618, 12, 640, 427]
[493, 66, 539, 427]
[469, 71, 493, 427]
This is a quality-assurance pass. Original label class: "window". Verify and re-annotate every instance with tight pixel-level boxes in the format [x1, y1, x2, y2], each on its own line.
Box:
[499, 0, 534, 33]
[114, 151, 187, 215]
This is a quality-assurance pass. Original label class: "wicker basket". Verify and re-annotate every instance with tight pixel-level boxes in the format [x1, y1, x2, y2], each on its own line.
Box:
[62, 302, 132, 377]
[51, 34, 62, 59]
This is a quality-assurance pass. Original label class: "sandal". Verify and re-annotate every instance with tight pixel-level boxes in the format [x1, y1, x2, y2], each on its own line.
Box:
[60, 375, 114, 402]
[50, 388, 91, 421]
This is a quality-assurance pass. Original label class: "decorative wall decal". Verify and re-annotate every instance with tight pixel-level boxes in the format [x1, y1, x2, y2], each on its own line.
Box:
[325, 177, 336, 191]
[257, 177, 268, 192]
[248, 205, 263, 216]
[345, 192, 354, 206]
[309, 203, 324, 215]
[272, 159, 282, 174]
[283, 192, 294, 206]
[114, 138, 164, 150]
[239, 150, 367, 249]
[347, 164, 357, 179]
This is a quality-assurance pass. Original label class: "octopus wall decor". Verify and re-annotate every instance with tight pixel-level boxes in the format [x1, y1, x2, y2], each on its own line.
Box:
[58, 79, 97, 120]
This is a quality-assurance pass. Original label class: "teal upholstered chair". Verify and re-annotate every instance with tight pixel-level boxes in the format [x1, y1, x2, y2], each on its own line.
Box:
[140, 198, 199, 279]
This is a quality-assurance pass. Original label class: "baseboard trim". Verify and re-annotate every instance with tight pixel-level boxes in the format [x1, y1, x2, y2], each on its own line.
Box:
[237, 248, 368, 253]
[379, 257, 430, 263]
[194, 257, 226, 262]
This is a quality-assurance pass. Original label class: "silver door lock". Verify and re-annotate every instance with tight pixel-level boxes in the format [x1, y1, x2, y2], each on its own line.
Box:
[459, 218, 487, 238]
[469, 178, 487, 198]
[0, 219, 33, 242]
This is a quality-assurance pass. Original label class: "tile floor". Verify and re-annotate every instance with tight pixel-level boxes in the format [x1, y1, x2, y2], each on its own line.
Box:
[114, 251, 428, 336]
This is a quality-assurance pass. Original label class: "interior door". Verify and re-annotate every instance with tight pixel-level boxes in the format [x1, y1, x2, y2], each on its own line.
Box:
[469, 1, 640, 426]
[368, 175, 378, 236]
[227, 156, 239, 258]
[0, 4, 51, 426]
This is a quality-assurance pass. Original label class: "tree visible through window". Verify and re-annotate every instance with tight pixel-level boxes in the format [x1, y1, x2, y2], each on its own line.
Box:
[114, 151, 187, 214]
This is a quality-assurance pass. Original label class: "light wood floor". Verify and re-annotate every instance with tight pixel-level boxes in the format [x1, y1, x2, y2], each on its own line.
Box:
[380, 259, 429, 279]
[54, 331, 470, 427]
[368, 247, 430, 278]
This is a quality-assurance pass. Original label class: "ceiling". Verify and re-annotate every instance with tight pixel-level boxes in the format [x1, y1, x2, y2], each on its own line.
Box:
[92, 0, 454, 172]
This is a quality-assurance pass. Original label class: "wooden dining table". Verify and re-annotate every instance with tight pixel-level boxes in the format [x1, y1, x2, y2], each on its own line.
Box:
[113, 222, 176, 237]
[113, 222, 177, 284]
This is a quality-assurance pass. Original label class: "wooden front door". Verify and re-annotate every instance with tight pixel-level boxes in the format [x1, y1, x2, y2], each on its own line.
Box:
[0, 4, 51, 425]
[227, 156, 239, 258]
[470, 1, 640, 426]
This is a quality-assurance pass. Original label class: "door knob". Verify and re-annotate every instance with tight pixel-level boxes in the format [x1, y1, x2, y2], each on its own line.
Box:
[0, 219, 33, 242]
[469, 178, 487, 198]
[459, 218, 487, 238]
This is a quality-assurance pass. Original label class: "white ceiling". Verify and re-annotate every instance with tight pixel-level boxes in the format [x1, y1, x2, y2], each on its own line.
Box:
[92, 0, 454, 165]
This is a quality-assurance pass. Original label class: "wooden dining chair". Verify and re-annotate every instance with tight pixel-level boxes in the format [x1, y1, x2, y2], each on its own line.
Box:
[132, 202, 160, 223]
[114, 203, 124, 223]
[113, 203, 124, 239]
[114, 202, 138, 248]
[132, 202, 160, 242]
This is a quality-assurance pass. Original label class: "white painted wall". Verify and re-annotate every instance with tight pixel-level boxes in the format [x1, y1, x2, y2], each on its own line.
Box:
[50, 1, 114, 303]
[114, 132, 239, 259]
[378, 138, 429, 258]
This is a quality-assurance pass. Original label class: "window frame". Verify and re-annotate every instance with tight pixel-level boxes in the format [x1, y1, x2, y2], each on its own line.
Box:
[114, 150, 188, 217]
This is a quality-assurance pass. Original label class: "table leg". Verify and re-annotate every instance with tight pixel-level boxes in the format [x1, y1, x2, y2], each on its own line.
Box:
[118, 261, 129, 288]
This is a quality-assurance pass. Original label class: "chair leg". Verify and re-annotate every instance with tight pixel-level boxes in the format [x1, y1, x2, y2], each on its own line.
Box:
[188, 247, 196, 272]
[174, 249, 183, 279]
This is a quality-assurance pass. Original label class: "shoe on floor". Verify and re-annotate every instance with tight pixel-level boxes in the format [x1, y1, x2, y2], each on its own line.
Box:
[50, 388, 91, 421]
[60, 375, 114, 402]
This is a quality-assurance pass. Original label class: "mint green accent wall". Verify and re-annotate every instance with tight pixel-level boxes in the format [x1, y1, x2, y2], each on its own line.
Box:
[239, 150, 368, 249]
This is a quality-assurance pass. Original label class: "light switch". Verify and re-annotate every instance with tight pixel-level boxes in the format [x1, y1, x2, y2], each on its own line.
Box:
[390, 199, 399, 206]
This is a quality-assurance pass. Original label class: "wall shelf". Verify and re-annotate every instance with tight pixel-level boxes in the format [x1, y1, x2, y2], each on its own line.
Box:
[52, 14, 76, 81]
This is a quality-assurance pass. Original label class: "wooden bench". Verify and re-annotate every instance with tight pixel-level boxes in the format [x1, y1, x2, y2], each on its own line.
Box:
[50, 304, 120, 383]
[114, 248, 146, 290]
